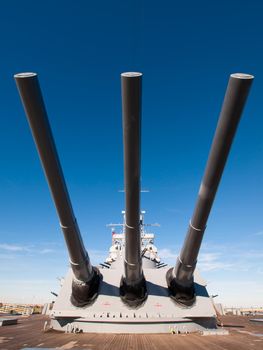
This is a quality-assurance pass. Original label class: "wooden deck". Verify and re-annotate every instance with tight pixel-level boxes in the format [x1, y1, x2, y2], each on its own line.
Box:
[0, 314, 263, 350]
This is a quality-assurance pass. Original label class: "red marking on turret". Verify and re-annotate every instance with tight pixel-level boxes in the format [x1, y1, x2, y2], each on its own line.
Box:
[154, 303, 163, 308]
[102, 301, 111, 306]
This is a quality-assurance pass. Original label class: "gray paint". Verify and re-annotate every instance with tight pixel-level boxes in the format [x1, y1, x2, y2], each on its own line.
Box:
[49, 264, 217, 333]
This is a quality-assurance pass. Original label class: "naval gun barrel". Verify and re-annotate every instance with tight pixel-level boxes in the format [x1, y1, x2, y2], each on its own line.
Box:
[120, 72, 147, 306]
[167, 73, 254, 305]
[14, 73, 100, 306]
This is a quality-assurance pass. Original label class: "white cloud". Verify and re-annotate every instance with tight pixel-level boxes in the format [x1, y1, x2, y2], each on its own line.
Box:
[199, 252, 221, 262]
[158, 244, 263, 274]
[198, 252, 232, 271]
[241, 250, 263, 259]
[254, 230, 263, 236]
[158, 248, 178, 260]
[0, 243, 29, 252]
[0, 243, 57, 255]
[158, 248, 229, 271]
[39, 248, 55, 254]
[199, 261, 234, 272]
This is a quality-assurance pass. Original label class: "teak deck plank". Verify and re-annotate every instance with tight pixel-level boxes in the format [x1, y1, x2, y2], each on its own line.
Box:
[0, 314, 262, 350]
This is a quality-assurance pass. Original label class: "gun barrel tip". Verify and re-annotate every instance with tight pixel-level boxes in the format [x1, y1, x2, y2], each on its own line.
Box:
[14, 72, 37, 79]
[231, 73, 254, 80]
[121, 72, 142, 78]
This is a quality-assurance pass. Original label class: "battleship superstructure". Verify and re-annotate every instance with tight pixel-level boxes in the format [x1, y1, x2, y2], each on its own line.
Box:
[14, 71, 253, 333]
[105, 210, 162, 269]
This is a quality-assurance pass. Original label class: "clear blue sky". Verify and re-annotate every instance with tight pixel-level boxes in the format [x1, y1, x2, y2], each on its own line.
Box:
[0, 0, 262, 307]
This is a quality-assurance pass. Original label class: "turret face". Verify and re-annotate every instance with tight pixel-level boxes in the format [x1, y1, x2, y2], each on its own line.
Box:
[167, 73, 254, 305]
[14, 73, 100, 307]
[119, 72, 147, 306]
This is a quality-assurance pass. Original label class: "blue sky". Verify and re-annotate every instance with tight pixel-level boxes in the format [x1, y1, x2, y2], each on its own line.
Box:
[0, 0, 262, 307]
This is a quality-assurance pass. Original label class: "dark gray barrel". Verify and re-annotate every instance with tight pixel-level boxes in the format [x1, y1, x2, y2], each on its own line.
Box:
[14, 73, 100, 306]
[167, 73, 254, 305]
[119, 72, 147, 306]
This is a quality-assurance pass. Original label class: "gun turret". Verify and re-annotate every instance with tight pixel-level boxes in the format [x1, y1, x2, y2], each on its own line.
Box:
[166, 73, 254, 305]
[119, 72, 147, 306]
[14, 73, 100, 307]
